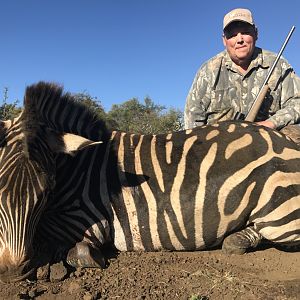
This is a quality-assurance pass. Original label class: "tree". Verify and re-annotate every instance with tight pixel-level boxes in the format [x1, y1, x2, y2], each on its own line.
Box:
[0, 87, 22, 120]
[107, 97, 183, 134]
[72, 91, 118, 129]
[72, 91, 106, 119]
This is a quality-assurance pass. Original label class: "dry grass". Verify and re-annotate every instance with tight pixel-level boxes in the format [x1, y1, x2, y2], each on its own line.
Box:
[189, 262, 270, 298]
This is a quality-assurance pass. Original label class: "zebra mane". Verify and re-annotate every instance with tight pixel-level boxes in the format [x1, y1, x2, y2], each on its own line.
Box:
[22, 82, 110, 142]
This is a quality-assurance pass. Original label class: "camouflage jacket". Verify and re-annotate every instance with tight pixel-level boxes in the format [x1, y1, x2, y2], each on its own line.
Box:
[184, 47, 300, 129]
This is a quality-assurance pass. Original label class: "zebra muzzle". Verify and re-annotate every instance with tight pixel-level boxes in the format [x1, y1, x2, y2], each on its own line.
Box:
[0, 260, 34, 283]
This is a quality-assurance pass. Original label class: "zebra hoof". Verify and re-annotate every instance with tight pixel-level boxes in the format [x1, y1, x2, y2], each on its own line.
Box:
[222, 234, 249, 255]
[66, 242, 106, 269]
[222, 227, 262, 255]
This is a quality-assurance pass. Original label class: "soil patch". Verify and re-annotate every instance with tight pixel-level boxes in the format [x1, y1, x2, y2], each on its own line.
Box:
[0, 248, 299, 300]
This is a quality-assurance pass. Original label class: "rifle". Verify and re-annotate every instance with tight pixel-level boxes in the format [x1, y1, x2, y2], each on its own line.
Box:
[234, 25, 296, 122]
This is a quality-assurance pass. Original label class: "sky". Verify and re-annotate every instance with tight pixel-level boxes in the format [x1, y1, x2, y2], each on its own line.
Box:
[1, 1, 300, 113]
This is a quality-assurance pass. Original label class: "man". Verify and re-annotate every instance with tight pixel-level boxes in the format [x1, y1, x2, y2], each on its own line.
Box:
[184, 8, 300, 136]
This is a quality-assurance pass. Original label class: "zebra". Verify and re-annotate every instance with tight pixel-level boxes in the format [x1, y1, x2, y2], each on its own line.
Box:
[0, 82, 106, 282]
[0, 82, 299, 282]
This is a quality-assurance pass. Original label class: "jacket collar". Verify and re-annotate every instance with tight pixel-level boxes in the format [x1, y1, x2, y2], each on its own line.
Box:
[223, 47, 269, 71]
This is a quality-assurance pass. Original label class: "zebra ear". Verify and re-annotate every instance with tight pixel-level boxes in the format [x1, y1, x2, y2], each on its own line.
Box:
[47, 130, 102, 155]
[61, 133, 102, 155]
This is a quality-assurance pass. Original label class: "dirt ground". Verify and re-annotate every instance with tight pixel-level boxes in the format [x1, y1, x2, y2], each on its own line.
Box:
[0, 245, 299, 300]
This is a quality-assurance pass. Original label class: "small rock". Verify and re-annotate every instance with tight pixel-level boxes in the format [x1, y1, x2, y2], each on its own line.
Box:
[68, 281, 82, 294]
[83, 291, 94, 300]
[50, 261, 68, 282]
[37, 263, 50, 280]
[28, 289, 37, 298]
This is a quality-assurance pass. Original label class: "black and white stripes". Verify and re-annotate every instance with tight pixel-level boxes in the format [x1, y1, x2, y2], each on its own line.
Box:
[38, 120, 300, 253]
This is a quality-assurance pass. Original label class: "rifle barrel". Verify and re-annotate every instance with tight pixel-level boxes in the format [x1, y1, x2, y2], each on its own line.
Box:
[245, 25, 295, 121]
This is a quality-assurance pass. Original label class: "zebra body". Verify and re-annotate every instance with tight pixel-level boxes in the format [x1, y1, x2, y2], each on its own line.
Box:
[39, 120, 300, 253]
[0, 82, 299, 282]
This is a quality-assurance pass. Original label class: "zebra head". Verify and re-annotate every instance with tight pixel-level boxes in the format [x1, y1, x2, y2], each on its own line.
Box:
[0, 82, 104, 282]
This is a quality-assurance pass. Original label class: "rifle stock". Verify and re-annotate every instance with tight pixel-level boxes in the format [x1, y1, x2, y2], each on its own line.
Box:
[245, 85, 270, 121]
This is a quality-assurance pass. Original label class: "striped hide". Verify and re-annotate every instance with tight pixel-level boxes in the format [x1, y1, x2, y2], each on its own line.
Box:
[38, 121, 300, 256]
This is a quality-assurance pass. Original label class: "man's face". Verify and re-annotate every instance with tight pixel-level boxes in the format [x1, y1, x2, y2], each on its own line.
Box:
[223, 22, 257, 67]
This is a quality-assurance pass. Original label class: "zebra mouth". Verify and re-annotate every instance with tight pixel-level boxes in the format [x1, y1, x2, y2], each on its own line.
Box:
[0, 267, 35, 283]
[0, 269, 35, 283]
[0, 259, 35, 283]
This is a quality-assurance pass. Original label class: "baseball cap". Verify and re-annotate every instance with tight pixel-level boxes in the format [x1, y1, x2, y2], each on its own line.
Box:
[223, 8, 255, 30]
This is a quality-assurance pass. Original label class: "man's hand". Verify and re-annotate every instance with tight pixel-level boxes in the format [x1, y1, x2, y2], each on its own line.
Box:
[255, 120, 276, 129]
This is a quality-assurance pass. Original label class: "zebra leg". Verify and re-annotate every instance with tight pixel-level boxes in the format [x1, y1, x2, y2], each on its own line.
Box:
[66, 242, 106, 268]
[222, 226, 263, 254]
